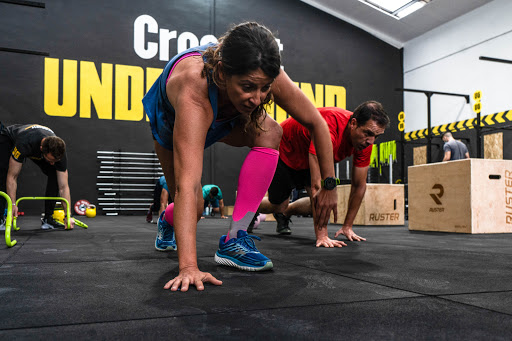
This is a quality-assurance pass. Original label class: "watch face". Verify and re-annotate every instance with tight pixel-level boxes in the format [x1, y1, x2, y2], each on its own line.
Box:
[324, 177, 336, 190]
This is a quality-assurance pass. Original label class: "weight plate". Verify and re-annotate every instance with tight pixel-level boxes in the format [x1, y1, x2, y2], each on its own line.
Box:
[74, 199, 90, 216]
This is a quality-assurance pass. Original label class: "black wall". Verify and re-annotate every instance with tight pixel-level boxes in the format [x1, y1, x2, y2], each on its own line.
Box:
[0, 0, 403, 213]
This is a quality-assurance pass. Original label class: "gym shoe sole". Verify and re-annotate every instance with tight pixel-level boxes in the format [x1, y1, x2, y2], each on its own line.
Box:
[41, 223, 55, 230]
[41, 217, 66, 230]
[155, 240, 177, 251]
[214, 230, 273, 271]
[277, 227, 292, 235]
[214, 253, 273, 271]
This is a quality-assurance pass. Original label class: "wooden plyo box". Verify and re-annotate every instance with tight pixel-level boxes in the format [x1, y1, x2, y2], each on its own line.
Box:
[330, 184, 404, 225]
[408, 159, 512, 234]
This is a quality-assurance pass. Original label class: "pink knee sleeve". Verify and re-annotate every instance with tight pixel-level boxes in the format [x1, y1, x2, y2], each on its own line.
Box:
[228, 147, 279, 240]
[164, 203, 174, 226]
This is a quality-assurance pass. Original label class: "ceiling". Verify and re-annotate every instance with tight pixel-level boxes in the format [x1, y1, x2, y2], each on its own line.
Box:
[300, 0, 495, 48]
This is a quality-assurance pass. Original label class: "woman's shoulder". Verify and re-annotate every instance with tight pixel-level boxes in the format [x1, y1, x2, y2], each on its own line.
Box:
[166, 55, 209, 102]
[169, 55, 205, 84]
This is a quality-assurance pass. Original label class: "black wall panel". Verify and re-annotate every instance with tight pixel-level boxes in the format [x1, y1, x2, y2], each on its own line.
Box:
[1, 0, 403, 213]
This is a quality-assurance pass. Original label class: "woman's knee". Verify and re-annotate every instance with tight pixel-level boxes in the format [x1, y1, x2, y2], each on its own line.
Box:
[258, 119, 282, 149]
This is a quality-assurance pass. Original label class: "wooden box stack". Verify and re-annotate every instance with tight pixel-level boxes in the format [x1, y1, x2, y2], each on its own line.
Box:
[408, 159, 512, 233]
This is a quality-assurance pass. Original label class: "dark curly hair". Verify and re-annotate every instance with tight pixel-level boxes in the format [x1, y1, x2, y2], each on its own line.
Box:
[201, 22, 281, 131]
[352, 101, 390, 127]
[41, 136, 66, 160]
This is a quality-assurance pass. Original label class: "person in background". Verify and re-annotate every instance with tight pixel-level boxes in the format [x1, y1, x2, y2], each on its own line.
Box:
[146, 175, 171, 223]
[255, 102, 389, 247]
[442, 132, 469, 161]
[0, 123, 75, 230]
[202, 184, 228, 219]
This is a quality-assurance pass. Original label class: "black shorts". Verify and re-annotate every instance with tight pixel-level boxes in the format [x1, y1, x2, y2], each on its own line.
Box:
[268, 158, 311, 205]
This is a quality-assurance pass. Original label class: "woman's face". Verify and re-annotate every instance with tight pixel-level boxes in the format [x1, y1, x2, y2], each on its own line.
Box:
[223, 68, 274, 115]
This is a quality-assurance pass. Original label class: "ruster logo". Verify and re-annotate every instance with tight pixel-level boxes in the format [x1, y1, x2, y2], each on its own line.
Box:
[430, 184, 444, 205]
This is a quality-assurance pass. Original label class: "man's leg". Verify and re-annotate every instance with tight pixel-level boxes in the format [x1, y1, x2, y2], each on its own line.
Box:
[260, 159, 302, 235]
[273, 168, 312, 234]
[284, 197, 312, 217]
[0, 134, 11, 229]
[258, 195, 292, 235]
[36, 162, 64, 229]
[44, 167, 59, 217]
[146, 203, 155, 223]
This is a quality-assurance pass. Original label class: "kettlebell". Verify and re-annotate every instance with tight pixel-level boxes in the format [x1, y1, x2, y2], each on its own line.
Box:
[85, 204, 96, 218]
[53, 209, 65, 222]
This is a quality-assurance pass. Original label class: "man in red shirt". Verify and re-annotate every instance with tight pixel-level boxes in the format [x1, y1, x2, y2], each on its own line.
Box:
[255, 101, 389, 247]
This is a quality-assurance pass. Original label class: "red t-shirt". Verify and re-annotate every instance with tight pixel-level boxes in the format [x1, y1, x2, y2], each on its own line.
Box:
[279, 107, 373, 170]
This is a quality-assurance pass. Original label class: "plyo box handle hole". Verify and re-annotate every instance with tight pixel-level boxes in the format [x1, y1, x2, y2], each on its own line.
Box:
[489, 174, 501, 180]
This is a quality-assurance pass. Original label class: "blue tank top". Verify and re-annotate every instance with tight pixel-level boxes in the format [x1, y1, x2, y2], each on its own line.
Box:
[142, 43, 239, 151]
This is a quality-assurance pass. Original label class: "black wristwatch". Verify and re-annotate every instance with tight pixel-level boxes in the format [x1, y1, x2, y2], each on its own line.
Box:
[321, 177, 340, 190]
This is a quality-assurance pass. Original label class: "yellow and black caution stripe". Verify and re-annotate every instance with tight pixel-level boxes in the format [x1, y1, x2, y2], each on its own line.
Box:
[404, 109, 512, 141]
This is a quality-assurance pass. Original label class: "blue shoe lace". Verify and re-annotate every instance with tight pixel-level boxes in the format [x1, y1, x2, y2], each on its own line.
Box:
[236, 233, 261, 252]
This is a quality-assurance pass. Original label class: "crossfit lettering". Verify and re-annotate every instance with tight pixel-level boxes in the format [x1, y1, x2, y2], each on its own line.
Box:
[133, 14, 217, 61]
[44, 58, 346, 121]
[44, 16, 345, 120]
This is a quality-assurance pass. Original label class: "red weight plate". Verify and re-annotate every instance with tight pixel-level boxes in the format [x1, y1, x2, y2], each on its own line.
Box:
[74, 199, 91, 215]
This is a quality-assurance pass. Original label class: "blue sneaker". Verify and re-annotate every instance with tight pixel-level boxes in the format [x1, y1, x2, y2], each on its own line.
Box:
[215, 230, 273, 271]
[155, 212, 177, 251]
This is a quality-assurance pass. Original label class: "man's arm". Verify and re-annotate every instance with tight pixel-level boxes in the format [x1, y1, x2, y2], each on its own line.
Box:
[56, 170, 75, 229]
[442, 150, 451, 162]
[308, 153, 346, 248]
[334, 165, 367, 242]
[219, 199, 227, 219]
[442, 145, 451, 162]
[464, 145, 470, 159]
[6, 157, 22, 217]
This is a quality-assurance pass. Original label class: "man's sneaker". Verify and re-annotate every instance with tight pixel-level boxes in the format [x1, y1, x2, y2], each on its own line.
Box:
[146, 209, 153, 223]
[41, 217, 65, 230]
[0, 217, 6, 231]
[273, 213, 292, 235]
[155, 212, 176, 251]
[215, 230, 273, 271]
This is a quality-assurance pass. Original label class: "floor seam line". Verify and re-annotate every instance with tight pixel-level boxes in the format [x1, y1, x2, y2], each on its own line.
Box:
[434, 295, 512, 317]
[0, 296, 432, 332]
[266, 259, 426, 296]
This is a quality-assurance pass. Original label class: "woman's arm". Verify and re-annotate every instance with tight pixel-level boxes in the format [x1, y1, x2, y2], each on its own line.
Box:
[272, 70, 337, 228]
[163, 57, 222, 291]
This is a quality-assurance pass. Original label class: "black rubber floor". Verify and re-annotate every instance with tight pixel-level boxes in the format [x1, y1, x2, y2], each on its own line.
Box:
[1, 215, 512, 340]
